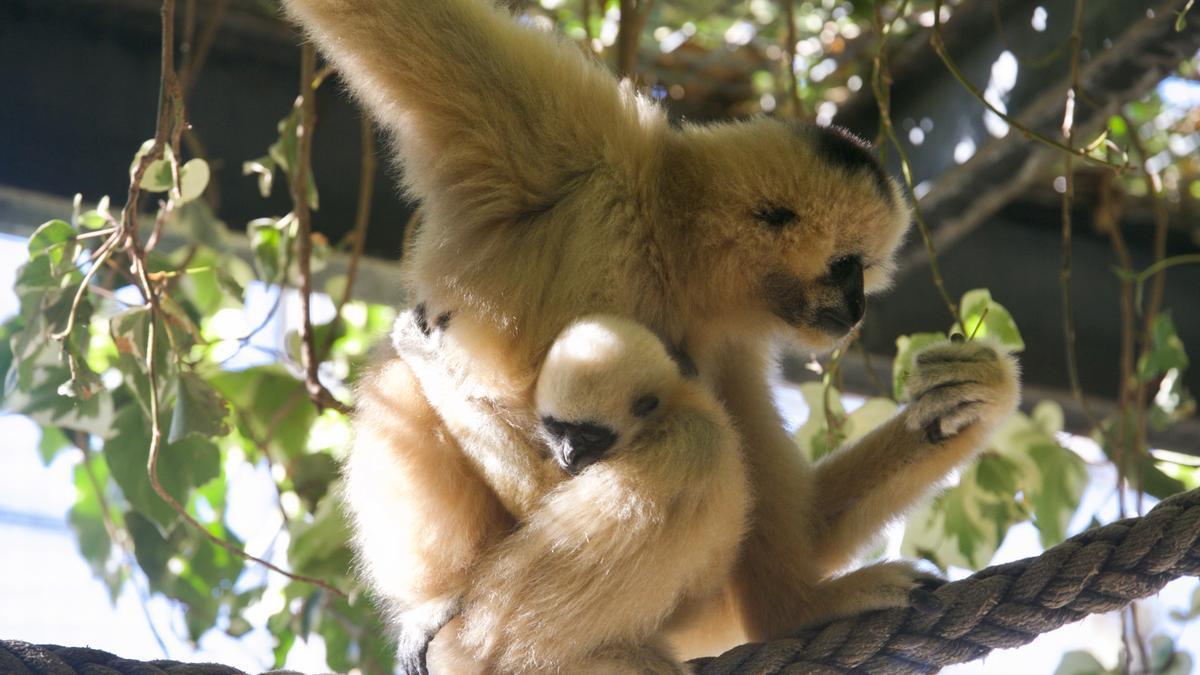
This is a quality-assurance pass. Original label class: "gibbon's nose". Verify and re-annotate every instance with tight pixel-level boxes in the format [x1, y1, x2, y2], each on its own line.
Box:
[817, 256, 866, 334]
[541, 417, 618, 475]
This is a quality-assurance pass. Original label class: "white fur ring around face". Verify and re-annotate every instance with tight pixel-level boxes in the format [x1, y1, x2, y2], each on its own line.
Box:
[903, 340, 1021, 443]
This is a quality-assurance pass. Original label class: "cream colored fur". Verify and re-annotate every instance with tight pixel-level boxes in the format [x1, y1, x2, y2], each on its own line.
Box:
[283, 0, 1022, 671]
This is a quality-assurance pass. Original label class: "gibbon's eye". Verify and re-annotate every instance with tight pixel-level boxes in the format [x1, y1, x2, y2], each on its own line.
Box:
[631, 394, 659, 417]
[753, 205, 798, 229]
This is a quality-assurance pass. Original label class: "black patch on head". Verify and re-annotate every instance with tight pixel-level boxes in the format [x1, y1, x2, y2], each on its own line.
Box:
[762, 270, 808, 326]
[667, 342, 699, 379]
[413, 302, 430, 336]
[631, 394, 660, 417]
[790, 122, 895, 207]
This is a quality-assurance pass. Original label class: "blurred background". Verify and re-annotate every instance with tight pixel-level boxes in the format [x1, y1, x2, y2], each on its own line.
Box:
[2, 0, 1199, 672]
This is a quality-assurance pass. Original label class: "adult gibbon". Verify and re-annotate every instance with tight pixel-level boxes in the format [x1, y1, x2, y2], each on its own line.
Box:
[284, 0, 1022, 671]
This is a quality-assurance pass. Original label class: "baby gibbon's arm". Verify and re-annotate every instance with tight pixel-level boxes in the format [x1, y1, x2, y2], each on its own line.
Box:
[808, 340, 1020, 572]
[456, 408, 748, 673]
[282, 0, 644, 225]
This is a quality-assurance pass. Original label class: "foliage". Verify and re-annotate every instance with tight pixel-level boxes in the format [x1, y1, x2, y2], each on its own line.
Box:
[3, 0, 1199, 672]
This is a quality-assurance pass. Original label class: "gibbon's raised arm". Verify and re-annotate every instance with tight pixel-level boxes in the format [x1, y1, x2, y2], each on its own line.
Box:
[282, 0, 651, 228]
[455, 408, 748, 673]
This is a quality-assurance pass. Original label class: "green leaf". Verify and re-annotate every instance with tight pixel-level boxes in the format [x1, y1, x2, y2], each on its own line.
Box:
[210, 367, 315, 460]
[975, 453, 1019, 496]
[1138, 312, 1189, 382]
[168, 372, 231, 443]
[131, 139, 175, 192]
[892, 332, 945, 400]
[178, 158, 210, 203]
[28, 219, 77, 271]
[77, 196, 112, 230]
[287, 487, 353, 581]
[290, 453, 339, 512]
[37, 426, 73, 465]
[67, 454, 114, 586]
[103, 405, 221, 531]
[959, 288, 1024, 351]
[243, 155, 277, 198]
[1054, 650, 1108, 675]
[792, 381, 845, 462]
[126, 510, 172, 585]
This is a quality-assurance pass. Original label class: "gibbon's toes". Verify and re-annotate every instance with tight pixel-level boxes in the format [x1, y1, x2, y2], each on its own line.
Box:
[908, 587, 945, 614]
[905, 340, 1019, 440]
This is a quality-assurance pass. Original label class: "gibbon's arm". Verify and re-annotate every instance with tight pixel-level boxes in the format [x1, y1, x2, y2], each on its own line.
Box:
[809, 340, 1020, 573]
[455, 408, 748, 673]
[344, 356, 514, 674]
[282, 0, 649, 226]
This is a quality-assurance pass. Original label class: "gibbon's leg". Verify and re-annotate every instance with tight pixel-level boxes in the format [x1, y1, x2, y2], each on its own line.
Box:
[454, 410, 748, 674]
[344, 355, 513, 673]
[281, 0, 645, 224]
[809, 340, 1020, 572]
[704, 339, 832, 642]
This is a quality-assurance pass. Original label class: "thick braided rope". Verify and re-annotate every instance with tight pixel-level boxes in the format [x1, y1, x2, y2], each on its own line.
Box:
[0, 640, 245, 674]
[691, 485, 1200, 674]
[4, 487, 1199, 675]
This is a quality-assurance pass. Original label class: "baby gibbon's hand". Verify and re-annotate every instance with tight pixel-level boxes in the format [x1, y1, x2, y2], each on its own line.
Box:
[903, 340, 1020, 443]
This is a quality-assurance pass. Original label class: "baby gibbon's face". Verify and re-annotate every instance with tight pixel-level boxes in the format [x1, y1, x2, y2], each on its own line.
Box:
[671, 119, 911, 353]
[536, 316, 681, 476]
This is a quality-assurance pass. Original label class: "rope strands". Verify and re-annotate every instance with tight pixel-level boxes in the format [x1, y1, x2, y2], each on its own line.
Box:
[691, 485, 1200, 674]
[3, 486, 1200, 674]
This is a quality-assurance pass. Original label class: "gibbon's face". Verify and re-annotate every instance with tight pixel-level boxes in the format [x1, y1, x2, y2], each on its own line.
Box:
[674, 119, 911, 353]
[535, 316, 681, 476]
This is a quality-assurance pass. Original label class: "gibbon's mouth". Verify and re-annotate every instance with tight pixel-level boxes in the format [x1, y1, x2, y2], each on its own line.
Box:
[541, 417, 619, 475]
[814, 306, 863, 336]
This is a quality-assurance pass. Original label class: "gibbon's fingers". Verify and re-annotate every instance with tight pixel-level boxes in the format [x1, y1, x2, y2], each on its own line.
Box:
[904, 340, 1020, 439]
[281, 0, 639, 224]
[396, 596, 459, 675]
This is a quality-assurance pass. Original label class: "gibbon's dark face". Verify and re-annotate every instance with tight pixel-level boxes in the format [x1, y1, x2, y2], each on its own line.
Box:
[675, 119, 910, 352]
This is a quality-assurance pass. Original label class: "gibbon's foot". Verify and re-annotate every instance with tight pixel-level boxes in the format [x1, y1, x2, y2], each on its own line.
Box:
[803, 561, 947, 625]
[904, 340, 1020, 444]
[908, 574, 948, 613]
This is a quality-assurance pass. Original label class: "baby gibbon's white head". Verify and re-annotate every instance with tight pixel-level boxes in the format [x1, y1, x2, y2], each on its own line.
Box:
[536, 315, 683, 476]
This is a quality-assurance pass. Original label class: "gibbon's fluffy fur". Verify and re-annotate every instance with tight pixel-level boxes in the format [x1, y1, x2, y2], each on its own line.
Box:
[285, 0, 1022, 671]
[434, 315, 749, 673]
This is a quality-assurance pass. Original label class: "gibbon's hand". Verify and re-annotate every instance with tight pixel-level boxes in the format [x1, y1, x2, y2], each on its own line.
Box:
[395, 597, 460, 675]
[904, 340, 1020, 443]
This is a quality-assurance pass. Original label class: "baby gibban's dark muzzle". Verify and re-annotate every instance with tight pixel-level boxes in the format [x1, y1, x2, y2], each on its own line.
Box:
[541, 417, 618, 475]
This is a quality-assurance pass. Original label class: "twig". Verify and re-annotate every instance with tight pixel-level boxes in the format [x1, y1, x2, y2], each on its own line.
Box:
[616, 0, 654, 80]
[1057, 0, 1100, 431]
[321, 116, 376, 359]
[1125, 112, 1171, 520]
[178, 0, 229, 97]
[930, 0, 1130, 173]
[291, 45, 352, 416]
[783, 0, 804, 118]
[123, 0, 346, 599]
[871, 0, 963, 333]
[988, 0, 1066, 69]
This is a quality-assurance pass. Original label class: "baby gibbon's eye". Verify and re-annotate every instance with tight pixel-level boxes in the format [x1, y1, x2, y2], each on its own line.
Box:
[752, 205, 798, 229]
[631, 394, 660, 417]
